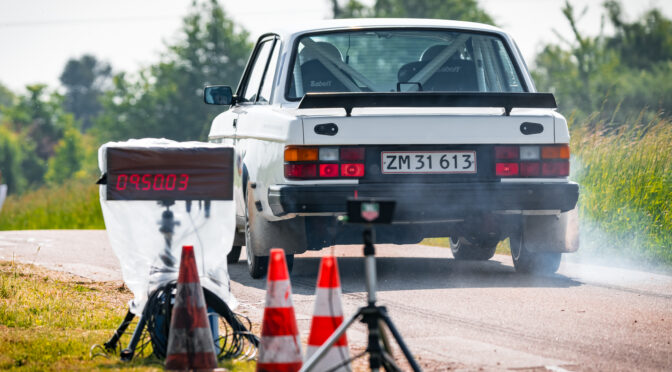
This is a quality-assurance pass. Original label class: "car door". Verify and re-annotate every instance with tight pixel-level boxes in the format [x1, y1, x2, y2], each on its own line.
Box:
[233, 35, 280, 217]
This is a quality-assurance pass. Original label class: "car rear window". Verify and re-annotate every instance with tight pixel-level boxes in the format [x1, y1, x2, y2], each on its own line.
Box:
[287, 29, 525, 100]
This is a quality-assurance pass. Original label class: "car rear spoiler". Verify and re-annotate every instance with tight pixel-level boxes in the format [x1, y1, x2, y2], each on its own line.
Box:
[298, 92, 557, 116]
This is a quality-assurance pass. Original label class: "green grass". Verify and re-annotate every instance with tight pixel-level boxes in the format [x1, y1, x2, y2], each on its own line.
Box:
[421, 237, 511, 255]
[0, 179, 105, 230]
[423, 115, 671, 266]
[570, 116, 672, 265]
[0, 261, 255, 371]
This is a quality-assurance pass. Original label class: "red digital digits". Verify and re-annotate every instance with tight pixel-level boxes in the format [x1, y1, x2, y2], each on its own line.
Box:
[116, 174, 128, 190]
[153, 174, 164, 190]
[178, 174, 189, 190]
[114, 174, 189, 191]
[166, 174, 177, 190]
[130, 174, 140, 189]
[141, 174, 151, 190]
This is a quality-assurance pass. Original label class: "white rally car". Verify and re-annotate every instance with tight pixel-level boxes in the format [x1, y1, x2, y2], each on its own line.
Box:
[205, 19, 579, 278]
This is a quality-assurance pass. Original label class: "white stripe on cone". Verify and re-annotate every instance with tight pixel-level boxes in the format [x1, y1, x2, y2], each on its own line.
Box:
[258, 335, 303, 364]
[265, 279, 294, 308]
[312, 287, 344, 317]
[305, 346, 352, 372]
[305, 256, 351, 372]
[167, 328, 217, 354]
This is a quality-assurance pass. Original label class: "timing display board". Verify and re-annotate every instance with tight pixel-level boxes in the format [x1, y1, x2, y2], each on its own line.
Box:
[106, 147, 233, 201]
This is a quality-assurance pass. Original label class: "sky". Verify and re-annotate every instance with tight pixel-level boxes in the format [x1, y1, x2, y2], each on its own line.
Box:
[0, 0, 671, 92]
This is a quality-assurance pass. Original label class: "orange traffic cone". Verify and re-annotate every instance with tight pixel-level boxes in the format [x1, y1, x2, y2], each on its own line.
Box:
[257, 249, 303, 372]
[305, 255, 351, 371]
[165, 245, 219, 371]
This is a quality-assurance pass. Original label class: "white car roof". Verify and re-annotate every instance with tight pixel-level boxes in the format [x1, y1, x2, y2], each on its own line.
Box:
[266, 18, 508, 41]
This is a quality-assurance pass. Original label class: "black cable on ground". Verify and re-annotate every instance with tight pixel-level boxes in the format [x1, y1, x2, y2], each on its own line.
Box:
[143, 281, 259, 361]
[93, 281, 258, 362]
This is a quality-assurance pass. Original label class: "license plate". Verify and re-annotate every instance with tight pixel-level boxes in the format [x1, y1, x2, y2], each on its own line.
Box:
[381, 151, 477, 174]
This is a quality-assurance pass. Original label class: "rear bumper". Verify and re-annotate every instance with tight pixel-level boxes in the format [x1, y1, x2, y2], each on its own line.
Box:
[268, 181, 579, 221]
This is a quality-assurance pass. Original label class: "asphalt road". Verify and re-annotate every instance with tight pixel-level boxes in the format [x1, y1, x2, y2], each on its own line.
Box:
[1, 230, 671, 371]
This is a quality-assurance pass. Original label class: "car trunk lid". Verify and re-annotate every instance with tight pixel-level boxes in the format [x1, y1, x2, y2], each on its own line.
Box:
[301, 109, 556, 145]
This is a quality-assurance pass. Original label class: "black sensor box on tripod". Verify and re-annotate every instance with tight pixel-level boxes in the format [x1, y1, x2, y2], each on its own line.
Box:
[346, 198, 395, 224]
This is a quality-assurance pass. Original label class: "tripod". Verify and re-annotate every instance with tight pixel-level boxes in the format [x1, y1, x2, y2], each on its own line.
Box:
[117, 200, 179, 360]
[300, 226, 422, 372]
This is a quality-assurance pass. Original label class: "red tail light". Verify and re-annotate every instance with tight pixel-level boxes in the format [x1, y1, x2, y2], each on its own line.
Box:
[319, 163, 339, 177]
[495, 146, 519, 160]
[285, 146, 366, 180]
[341, 163, 365, 177]
[496, 163, 519, 176]
[340, 147, 365, 161]
[284, 164, 316, 179]
[542, 161, 569, 176]
[495, 144, 569, 178]
[520, 162, 540, 177]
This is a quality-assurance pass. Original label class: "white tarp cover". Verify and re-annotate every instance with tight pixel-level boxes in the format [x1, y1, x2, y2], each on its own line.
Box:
[0, 184, 6, 212]
[98, 139, 237, 314]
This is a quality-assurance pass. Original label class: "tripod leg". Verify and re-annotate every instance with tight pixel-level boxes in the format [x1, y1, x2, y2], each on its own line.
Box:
[380, 309, 422, 372]
[379, 320, 393, 357]
[378, 320, 404, 372]
[323, 351, 367, 372]
[380, 350, 403, 372]
[120, 307, 149, 362]
[103, 310, 135, 352]
[120, 314, 146, 361]
[366, 314, 384, 371]
[299, 311, 360, 372]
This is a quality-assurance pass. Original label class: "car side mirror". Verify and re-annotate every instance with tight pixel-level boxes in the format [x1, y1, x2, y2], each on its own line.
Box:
[204, 85, 235, 105]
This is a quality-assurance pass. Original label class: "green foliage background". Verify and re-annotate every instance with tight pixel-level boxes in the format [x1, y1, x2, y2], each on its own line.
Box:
[331, 0, 493, 23]
[93, 0, 252, 142]
[532, 1, 672, 122]
[0, 0, 670, 266]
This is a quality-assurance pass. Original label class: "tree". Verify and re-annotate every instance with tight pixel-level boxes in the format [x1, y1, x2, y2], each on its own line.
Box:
[330, 0, 494, 24]
[1, 85, 74, 190]
[59, 55, 112, 130]
[533, 1, 614, 115]
[4, 85, 72, 160]
[94, 0, 252, 142]
[331, 0, 371, 18]
[45, 124, 85, 185]
[604, 1, 672, 70]
[0, 125, 26, 193]
[0, 82, 14, 110]
[532, 0, 672, 122]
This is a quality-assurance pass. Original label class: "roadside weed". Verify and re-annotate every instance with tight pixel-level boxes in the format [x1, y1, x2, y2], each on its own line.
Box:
[0, 262, 255, 371]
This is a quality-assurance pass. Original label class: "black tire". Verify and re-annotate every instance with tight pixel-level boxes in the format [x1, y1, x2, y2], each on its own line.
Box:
[243, 181, 298, 278]
[227, 245, 242, 264]
[450, 237, 497, 261]
[285, 254, 294, 274]
[509, 233, 561, 274]
[245, 190, 268, 279]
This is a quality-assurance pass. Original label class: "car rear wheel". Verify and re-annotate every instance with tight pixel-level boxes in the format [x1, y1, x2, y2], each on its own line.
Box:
[227, 245, 242, 264]
[450, 237, 497, 261]
[509, 232, 561, 274]
[245, 189, 268, 279]
[509, 213, 568, 274]
[244, 184, 296, 279]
